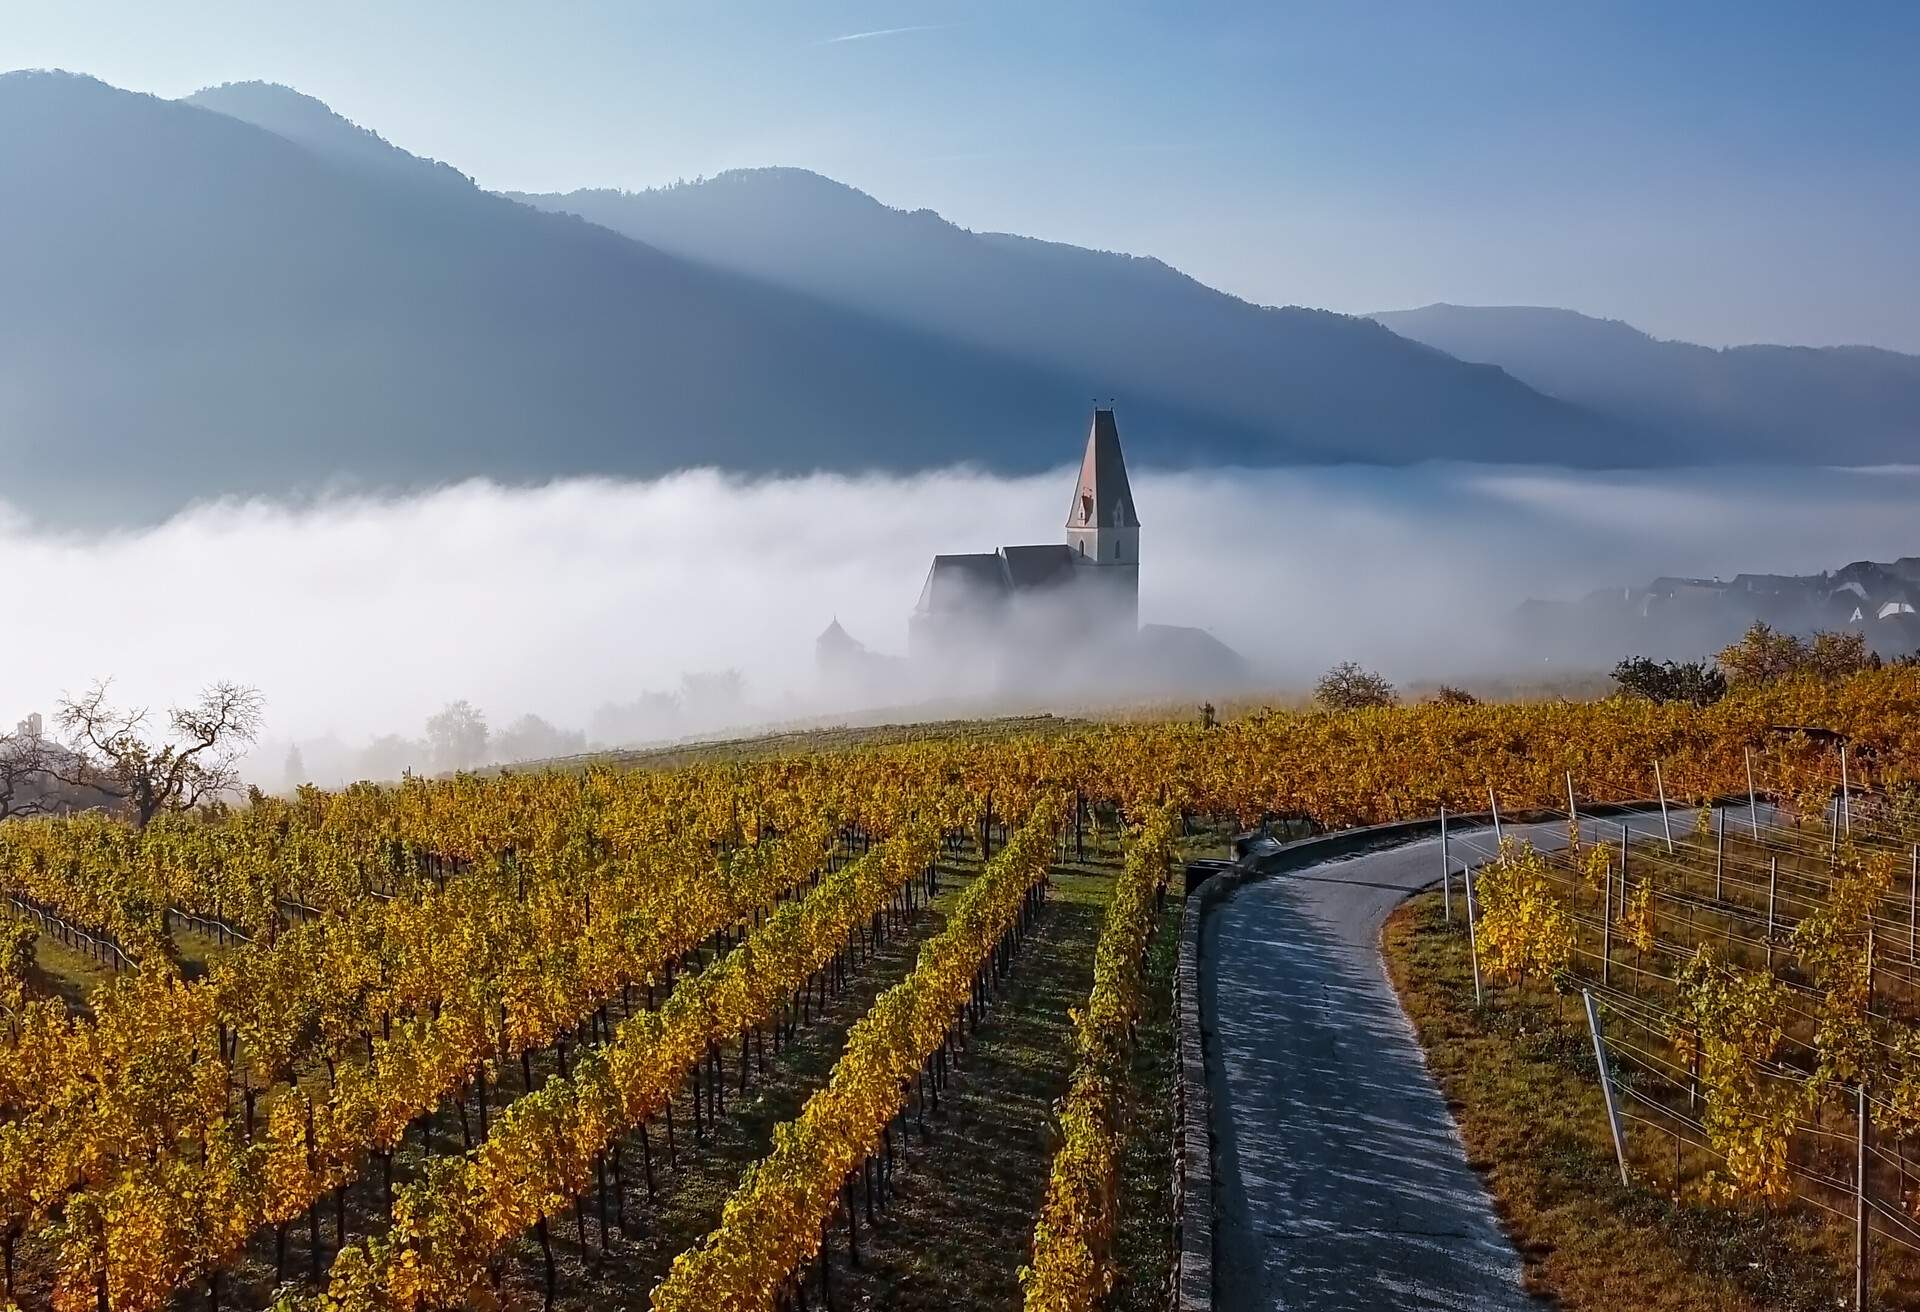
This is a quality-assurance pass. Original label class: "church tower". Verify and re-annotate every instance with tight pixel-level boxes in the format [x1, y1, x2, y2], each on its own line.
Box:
[1065, 406, 1140, 630]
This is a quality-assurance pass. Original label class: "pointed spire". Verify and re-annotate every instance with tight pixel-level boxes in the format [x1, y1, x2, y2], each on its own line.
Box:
[1066, 406, 1139, 530]
[817, 616, 859, 651]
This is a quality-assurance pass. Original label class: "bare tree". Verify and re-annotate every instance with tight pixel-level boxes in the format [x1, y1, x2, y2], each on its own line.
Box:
[0, 729, 52, 821]
[54, 680, 265, 827]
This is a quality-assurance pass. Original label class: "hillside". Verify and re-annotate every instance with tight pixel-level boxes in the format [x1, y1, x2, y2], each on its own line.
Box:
[182, 80, 476, 194]
[0, 76, 1701, 528]
[1371, 303, 1920, 463]
[510, 168, 1661, 468]
[0, 74, 1193, 524]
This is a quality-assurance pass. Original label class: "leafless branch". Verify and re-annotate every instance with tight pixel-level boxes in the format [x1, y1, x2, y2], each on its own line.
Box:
[0, 731, 53, 821]
[53, 679, 264, 826]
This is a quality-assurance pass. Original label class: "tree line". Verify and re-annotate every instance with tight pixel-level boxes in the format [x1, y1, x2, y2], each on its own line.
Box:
[1612, 621, 1908, 707]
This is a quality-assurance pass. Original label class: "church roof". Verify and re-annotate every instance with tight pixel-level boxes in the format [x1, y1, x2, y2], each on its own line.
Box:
[916, 543, 1086, 614]
[816, 618, 862, 652]
[1001, 544, 1078, 590]
[916, 553, 1010, 613]
[1066, 407, 1139, 531]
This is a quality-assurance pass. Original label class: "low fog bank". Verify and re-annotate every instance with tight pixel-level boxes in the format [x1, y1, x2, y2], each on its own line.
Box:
[5, 462, 1919, 787]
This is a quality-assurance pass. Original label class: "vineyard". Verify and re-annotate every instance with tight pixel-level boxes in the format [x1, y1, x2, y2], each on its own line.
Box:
[5, 669, 1920, 1310]
[1393, 767, 1920, 1308]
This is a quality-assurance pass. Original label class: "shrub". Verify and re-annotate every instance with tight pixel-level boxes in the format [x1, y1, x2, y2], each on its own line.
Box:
[1610, 656, 1727, 707]
[1716, 622, 1871, 688]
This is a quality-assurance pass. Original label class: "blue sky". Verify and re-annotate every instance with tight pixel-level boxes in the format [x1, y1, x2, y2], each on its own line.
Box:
[12, 1, 1919, 350]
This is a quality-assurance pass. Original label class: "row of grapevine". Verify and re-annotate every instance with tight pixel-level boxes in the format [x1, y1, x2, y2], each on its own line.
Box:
[39, 814, 847, 1312]
[649, 796, 1065, 1312]
[1019, 805, 1176, 1312]
[289, 822, 946, 1311]
[0, 763, 785, 952]
[15, 667, 1920, 971]
[0, 797, 796, 1302]
[1461, 811, 1920, 1223]
[5, 754, 991, 1312]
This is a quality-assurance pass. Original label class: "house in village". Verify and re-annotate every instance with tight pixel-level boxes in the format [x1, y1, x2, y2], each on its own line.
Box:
[1517, 555, 1920, 663]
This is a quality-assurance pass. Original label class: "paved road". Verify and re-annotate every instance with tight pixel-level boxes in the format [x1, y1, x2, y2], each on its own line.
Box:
[1204, 811, 1694, 1311]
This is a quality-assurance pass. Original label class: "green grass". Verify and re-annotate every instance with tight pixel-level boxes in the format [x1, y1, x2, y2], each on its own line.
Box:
[1113, 884, 1179, 1312]
[22, 932, 120, 1012]
[16, 917, 242, 1017]
[772, 839, 1183, 1312]
[811, 866, 1107, 1310]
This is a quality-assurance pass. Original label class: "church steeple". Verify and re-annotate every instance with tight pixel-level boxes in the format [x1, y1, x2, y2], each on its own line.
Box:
[1064, 407, 1140, 631]
[1067, 406, 1139, 534]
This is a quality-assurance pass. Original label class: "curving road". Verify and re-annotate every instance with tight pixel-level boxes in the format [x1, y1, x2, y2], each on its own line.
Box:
[1203, 811, 1697, 1311]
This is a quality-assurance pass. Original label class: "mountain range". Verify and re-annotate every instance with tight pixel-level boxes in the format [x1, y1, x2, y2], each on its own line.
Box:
[1372, 304, 1920, 465]
[2, 72, 1913, 526]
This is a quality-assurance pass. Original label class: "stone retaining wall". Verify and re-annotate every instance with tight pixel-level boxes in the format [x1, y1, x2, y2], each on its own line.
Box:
[1171, 881, 1213, 1311]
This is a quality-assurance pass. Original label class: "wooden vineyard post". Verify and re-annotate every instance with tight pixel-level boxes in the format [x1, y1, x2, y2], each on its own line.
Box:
[1767, 858, 1778, 972]
[1584, 991, 1630, 1187]
[1601, 860, 1613, 987]
[844, 1178, 860, 1267]
[1858, 1082, 1871, 1310]
[1440, 806, 1452, 924]
[1464, 861, 1484, 1007]
[1619, 825, 1629, 937]
[1655, 760, 1674, 854]
[1715, 806, 1725, 903]
[1867, 926, 1877, 1018]
[1841, 745, 1852, 838]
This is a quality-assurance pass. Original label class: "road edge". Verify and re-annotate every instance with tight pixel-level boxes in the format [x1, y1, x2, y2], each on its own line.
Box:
[1180, 800, 1677, 1309]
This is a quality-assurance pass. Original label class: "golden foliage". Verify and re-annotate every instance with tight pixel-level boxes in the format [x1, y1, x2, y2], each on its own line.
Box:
[1020, 805, 1176, 1311]
[1473, 840, 1576, 985]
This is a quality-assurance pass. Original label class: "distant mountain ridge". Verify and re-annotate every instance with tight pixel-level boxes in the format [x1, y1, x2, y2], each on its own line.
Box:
[3, 73, 1902, 526]
[0, 72, 1181, 523]
[183, 81, 475, 193]
[1371, 303, 1920, 463]
[510, 169, 1661, 466]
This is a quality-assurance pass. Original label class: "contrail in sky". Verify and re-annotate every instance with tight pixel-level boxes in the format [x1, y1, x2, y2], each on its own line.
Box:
[816, 23, 956, 45]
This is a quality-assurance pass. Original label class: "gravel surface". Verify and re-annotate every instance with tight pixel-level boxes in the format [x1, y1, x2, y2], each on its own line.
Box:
[1204, 812, 1692, 1310]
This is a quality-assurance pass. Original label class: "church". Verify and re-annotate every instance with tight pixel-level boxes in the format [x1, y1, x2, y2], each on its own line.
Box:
[910, 406, 1142, 660]
[815, 405, 1247, 703]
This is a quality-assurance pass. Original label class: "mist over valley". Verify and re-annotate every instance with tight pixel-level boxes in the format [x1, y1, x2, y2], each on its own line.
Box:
[7, 460, 1920, 785]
